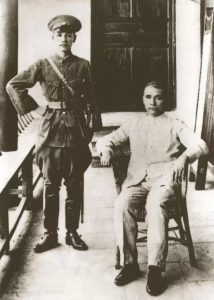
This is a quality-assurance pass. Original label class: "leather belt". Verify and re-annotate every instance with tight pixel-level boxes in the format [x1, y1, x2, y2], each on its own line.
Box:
[48, 101, 73, 109]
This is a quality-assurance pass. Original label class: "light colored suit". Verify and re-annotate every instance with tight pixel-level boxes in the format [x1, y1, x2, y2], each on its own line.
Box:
[97, 113, 208, 187]
[97, 113, 208, 268]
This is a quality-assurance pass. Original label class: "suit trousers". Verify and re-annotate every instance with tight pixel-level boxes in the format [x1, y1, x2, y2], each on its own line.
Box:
[36, 146, 84, 233]
[114, 176, 177, 270]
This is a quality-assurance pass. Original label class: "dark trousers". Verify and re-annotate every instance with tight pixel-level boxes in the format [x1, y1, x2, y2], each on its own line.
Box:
[36, 146, 85, 233]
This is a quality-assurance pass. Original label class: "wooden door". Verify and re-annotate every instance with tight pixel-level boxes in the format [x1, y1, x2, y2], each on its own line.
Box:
[202, 41, 214, 164]
[91, 0, 176, 112]
[195, 5, 214, 190]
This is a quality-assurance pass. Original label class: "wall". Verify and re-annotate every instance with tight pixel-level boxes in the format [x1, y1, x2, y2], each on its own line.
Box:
[176, 0, 201, 129]
[18, 0, 91, 105]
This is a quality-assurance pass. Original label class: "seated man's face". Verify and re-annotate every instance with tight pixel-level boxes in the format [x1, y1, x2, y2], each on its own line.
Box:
[143, 85, 165, 117]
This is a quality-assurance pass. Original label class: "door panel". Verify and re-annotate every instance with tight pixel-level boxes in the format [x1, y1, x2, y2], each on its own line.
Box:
[134, 0, 168, 19]
[91, 0, 175, 112]
[132, 48, 170, 108]
[96, 48, 133, 111]
[201, 44, 214, 164]
[115, 0, 131, 17]
[97, 0, 114, 19]
[102, 27, 167, 45]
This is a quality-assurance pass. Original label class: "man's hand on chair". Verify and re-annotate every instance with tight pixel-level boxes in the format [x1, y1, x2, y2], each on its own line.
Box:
[100, 151, 112, 166]
[172, 155, 189, 185]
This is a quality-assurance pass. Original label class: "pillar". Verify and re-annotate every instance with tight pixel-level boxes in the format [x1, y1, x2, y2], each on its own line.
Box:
[0, 0, 18, 151]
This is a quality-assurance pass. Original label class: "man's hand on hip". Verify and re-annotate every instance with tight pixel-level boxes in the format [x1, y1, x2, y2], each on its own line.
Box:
[34, 105, 47, 117]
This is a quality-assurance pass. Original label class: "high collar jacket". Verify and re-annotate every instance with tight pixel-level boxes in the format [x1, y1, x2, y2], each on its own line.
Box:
[7, 53, 94, 113]
[6, 53, 101, 149]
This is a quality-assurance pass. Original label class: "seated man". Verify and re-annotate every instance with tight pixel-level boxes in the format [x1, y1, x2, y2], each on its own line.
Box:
[96, 81, 208, 296]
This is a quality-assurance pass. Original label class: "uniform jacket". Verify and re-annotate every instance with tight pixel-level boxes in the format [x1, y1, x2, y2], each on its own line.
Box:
[6, 53, 101, 151]
[96, 113, 209, 187]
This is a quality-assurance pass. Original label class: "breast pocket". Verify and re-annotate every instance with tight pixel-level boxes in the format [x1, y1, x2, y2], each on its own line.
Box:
[69, 78, 87, 96]
[41, 79, 59, 100]
[68, 78, 82, 88]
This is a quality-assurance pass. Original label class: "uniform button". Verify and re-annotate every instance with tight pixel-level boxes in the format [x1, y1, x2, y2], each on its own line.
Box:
[62, 111, 66, 115]
[81, 94, 84, 98]
[82, 78, 86, 82]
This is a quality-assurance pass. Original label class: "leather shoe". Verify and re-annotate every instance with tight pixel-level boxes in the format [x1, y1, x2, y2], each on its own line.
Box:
[114, 263, 140, 286]
[146, 265, 166, 296]
[34, 232, 58, 253]
[65, 231, 88, 251]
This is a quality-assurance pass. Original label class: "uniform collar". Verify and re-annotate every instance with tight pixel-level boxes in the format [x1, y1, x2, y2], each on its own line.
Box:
[52, 51, 74, 64]
[145, 112, 166, 120]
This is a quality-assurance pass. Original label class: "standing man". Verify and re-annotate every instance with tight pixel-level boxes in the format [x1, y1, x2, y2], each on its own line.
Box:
[97, 81, 208, 295]
[7, 15, 101, 253]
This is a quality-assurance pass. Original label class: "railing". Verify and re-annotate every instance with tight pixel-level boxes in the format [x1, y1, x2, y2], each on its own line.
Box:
[0, 113, 41, 259]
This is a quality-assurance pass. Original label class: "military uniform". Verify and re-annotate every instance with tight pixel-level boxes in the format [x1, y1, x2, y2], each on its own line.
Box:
[6, 15, 101, 252]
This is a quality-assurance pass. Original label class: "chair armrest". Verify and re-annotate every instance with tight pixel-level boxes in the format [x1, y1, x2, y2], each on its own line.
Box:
[111, 141, 131, 194]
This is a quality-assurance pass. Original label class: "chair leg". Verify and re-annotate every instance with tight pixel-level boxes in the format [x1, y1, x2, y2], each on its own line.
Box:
[115, 246, 122, 270]
[174, 216, 186, 241]
[182, 202, 197, 267]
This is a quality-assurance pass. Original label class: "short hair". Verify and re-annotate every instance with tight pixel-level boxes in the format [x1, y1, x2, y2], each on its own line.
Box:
[144, 80, 163, 90]
[143, 80, 165, 94]
[142, 81, 167, 101]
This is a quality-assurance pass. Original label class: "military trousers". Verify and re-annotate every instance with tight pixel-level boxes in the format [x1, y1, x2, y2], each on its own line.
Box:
[36, 146, 86, 233]
[114, 176, 177, 270]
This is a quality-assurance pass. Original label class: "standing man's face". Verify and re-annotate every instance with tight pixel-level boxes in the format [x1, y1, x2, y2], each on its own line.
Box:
[52, 28, 75, 54]
[143, 85, 165, 117]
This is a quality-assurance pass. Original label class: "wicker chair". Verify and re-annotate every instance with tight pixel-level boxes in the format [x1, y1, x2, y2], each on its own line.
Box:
[110, 140, 197, 269]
